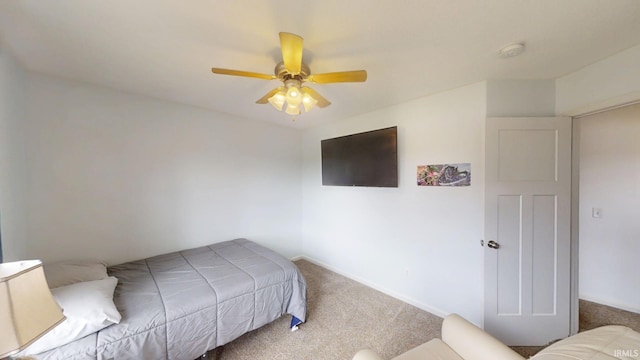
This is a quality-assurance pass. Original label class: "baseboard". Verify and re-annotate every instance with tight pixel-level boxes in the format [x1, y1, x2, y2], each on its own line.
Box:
[579, 295, 640, 314]
[297, 255, 449, 319]
[289, 255, 304, 262]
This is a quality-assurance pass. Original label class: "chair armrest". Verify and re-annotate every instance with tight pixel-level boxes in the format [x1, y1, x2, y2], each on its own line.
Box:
[442, 314, 525, 360]
[353, 349, 385, 360]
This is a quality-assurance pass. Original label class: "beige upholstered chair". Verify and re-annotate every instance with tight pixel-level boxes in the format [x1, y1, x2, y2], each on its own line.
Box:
[353, 313, 640, 360]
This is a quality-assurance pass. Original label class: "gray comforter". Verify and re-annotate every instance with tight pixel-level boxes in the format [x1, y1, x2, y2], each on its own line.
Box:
[36, 239, 307, 360]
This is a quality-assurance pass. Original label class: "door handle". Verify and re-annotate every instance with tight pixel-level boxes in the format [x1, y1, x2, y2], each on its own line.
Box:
[487, 240, 500, 249]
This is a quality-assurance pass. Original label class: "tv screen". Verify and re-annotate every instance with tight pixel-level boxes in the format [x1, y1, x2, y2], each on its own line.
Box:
[321, 126, 398, 187]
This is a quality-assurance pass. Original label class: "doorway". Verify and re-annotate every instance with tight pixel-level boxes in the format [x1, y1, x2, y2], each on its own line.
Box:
[573, 102, 640, 318]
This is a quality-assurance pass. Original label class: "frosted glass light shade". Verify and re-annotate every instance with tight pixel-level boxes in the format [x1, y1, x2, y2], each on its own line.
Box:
[286, 86, 302, 105]
[301, 93, 318, 112]
[268, 91, 286, 111]
[0, 260, 65, 358]
[285, 103, 300, 115]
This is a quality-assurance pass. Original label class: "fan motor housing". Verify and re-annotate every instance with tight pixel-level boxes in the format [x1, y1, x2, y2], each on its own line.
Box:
[275, 61, 310, 81]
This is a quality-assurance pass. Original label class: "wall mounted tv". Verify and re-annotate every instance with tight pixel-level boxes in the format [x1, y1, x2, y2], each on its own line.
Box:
[321, 126, 398, 187]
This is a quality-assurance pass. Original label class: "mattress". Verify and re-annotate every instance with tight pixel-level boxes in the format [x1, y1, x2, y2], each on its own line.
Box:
[34, 239, 307, 360]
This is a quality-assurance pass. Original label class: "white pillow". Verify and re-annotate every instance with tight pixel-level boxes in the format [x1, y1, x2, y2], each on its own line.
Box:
[44, 260, 109, 289]
[20, 276, 121, 356]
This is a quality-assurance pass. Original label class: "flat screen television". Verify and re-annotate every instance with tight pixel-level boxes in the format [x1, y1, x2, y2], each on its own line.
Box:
[321, 126, 398, 187]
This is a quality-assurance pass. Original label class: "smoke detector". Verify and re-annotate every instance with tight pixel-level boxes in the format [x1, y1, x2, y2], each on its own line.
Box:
[498, 43, 525, 58]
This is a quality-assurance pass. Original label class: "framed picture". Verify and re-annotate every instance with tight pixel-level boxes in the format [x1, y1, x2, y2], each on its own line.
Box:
[417, 163, 471, 186]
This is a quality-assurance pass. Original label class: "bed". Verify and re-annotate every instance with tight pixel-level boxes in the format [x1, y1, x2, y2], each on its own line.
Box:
[27, 238, 307, 360]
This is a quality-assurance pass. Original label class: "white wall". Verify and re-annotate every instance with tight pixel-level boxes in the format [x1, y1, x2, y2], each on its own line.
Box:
[23, 74, 303, 265]
[0, 46, 28, 261]
[487, 80, 556, 117]
[301, 82, 487, 324]
[556, 44, 640, 116]
[577, 103, 640, 313]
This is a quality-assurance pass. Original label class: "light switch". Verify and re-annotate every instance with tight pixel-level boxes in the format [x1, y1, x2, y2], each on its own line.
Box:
[592, 207, 602, 219]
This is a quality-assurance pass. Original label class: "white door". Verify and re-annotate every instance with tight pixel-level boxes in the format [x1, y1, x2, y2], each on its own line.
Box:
[484, 117, 572, 346]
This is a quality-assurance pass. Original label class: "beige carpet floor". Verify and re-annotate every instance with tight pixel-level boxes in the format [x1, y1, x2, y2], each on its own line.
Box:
[207, 259, 442, 359]
[206, 260, 640, 360]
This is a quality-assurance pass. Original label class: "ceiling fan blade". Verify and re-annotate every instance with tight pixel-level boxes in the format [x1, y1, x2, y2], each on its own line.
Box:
[307, 70, 367, 84]
[211, 68, 275, 80]
[301, 87, 331, 108]
[279, 32, 303, 75]
[256, 87, 285, 104]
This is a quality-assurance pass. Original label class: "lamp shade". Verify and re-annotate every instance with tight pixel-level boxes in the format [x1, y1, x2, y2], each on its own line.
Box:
[0, 260, 65, 358]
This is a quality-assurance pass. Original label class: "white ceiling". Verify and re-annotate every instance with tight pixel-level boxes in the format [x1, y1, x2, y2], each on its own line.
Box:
[1, 0, 639, 128]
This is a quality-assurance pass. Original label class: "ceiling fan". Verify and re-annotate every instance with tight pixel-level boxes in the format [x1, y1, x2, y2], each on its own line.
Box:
[211, 32, 367, 119]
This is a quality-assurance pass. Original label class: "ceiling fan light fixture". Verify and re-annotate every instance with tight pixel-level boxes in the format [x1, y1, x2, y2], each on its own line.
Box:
[268, 90, 286, 111]
[211, 32, 366, 120]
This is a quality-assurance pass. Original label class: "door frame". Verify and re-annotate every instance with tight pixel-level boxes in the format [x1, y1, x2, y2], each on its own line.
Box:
[569, 119, 580, 336]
